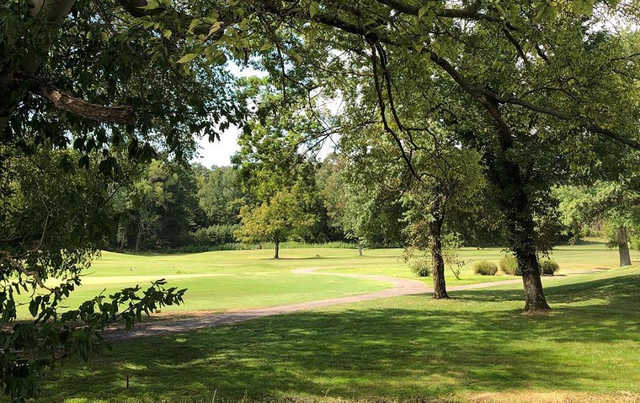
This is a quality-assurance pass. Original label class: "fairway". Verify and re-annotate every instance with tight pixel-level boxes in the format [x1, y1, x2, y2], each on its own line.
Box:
[39, 251, 640, 402]
[21, 241, 634, 318]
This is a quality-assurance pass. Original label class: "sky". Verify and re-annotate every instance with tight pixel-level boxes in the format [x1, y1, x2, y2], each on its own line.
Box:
[190, 63, 341, 168]
[192, 125, 241, 168]
[190, 64, 263, 168]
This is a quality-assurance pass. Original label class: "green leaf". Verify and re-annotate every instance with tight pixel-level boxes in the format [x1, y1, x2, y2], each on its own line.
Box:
[177, 53, 198, 64]
[310, 2, 320, 18]
[418, 5, 429, 19]
[141, 0, 160, 10]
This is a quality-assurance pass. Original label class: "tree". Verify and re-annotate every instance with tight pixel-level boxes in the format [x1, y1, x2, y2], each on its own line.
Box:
[113, 159, 202, 250]
[2, 1, 243, 153]
[195, 165, 244, 226]
[235, 188, 316, 258]
[556, 182, 640, 266]
[232, 80, 337, 243]
[402, 147, 485, 298]
[6, 0, 640, 314]
[338, 147, 407, 251]
[0, 147, 185, 399]
[1, 3, 245, 395]
[136, 0, 640, 312]
[339, 119, 484, 297]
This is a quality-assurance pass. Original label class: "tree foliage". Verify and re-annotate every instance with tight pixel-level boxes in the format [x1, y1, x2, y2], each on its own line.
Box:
[0, 147, 186, 399]
[235, 188, 316, 258]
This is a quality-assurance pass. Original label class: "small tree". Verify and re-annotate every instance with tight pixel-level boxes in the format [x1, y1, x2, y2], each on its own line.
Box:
[236, 189, 315, 258]
[556, 182, 640, 267]
[402, 147, 485, 298]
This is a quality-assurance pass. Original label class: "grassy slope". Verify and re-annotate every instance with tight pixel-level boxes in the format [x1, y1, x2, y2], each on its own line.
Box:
[25, 242, 627, 316]
[323, 241, 632, 282]
[40, 257, 640, 401]
[19, 249, 394, 316]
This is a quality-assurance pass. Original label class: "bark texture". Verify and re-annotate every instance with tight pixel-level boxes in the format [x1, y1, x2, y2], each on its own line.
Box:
[42, 87, 136, 124]
[429, 202, 449, 299]
[618, 226, 632, 266]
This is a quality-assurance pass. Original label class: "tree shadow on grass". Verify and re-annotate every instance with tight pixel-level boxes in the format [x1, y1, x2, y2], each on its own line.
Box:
[44, 280, 640, 402]
[452, 273, 640, 306]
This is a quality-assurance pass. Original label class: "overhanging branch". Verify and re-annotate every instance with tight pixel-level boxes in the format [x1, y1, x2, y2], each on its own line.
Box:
[41, 87, 136, 125]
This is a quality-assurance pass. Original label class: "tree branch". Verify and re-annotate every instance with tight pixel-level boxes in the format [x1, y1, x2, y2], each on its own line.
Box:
[41, 87, 136, 125]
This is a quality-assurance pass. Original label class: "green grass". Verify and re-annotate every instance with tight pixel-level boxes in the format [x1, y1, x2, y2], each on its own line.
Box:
[26, 242, 640, 401]
[19, 241, 638, 317]
[40, 265, 640, 402]
[22, 249, 393, 316]
[313, 241, 638, 284]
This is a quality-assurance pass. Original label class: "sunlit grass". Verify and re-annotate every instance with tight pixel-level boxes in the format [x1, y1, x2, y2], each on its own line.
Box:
[18, 241, 637, 318]
[41, 265, 640, 401]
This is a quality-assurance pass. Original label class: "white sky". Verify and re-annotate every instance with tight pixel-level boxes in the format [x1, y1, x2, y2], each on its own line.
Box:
[191, 63, 341, 168]
[192, 126, 242, 168]
[191, 64, 263, 168]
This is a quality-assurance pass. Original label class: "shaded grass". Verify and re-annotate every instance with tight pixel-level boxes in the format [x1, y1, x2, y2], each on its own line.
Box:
[40, 267, 640, 402]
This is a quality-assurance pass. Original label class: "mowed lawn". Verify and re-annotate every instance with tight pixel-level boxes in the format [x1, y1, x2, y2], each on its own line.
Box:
[319, 241, 635, 281]
[22, 249, 393, 316]
[27, 242, 640, 401]
[40, 265, 640, 402]
[20, 240, 635, 318]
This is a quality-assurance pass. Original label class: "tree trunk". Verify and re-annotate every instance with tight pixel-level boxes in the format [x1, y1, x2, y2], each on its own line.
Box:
[274, 238, 279, 259]
[483, 99, 550, 313]
[135, 223, 143, 252]
[618, 226, 632, 266]
[357, 239, 363, 256]
[429, 216, 448, 299]
[517, 248, 551, 312]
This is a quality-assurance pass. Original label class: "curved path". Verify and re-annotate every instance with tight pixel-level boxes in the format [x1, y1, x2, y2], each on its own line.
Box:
[105, 268, 594, 341]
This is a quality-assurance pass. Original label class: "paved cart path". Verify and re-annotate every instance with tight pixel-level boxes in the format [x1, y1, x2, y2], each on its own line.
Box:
[105, 267, 600, 341]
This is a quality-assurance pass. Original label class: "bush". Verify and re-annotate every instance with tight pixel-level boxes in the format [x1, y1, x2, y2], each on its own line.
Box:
[408, 256, 432, 277]
[540, 259, 559, 275]
[473, 261, 498, 275]
[500, 254, 521, 275]
[190, 224, 239, 246]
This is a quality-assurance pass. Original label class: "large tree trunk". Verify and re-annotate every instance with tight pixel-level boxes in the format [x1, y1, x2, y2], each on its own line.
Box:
[429, 213, 448, 299]
[484, 99, 550, 313]
[357, 239, 363, 256]
[517, 246, 551, 312]
[618, 226, 632, 266]
[274, 238, 279, 259]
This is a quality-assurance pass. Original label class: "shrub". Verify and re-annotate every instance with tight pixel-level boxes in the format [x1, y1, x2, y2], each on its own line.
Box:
[540, 259, 559, 275]
[402, 247, 431, 277]
[408, 256, 432, 277]
[473, 261, 498, 276]
[500, 255, 521, 275]
[190, 224, 239, 246]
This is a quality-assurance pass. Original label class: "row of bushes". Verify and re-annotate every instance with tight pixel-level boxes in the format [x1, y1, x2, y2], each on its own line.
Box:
[473, 256, 559, 276]
[189, 224, 240, 246]
[136, 240, 360, 254]
[189, 226, 360, 250]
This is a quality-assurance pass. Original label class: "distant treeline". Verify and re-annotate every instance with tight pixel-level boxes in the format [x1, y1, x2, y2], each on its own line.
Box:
[104, 157, 560, 252]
